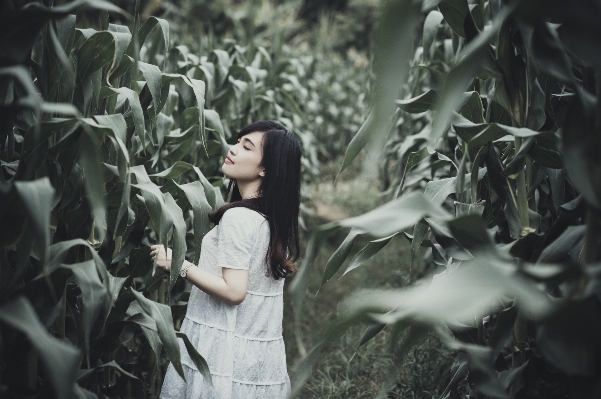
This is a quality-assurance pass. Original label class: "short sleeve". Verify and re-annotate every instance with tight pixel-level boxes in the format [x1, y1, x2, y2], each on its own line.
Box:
[216, 208, 262, 270]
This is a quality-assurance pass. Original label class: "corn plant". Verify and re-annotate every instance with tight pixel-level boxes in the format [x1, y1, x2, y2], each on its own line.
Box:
[290, 0, 601, 398]
[0, 0, 326, 398]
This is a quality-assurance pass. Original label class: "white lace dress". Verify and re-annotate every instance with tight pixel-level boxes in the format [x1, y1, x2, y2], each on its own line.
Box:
[160, 207, 290, 399]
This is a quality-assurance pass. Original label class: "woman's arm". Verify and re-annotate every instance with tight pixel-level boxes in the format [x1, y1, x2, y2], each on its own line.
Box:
[150, 245, 249, 305]
[184, 262, 248, 305]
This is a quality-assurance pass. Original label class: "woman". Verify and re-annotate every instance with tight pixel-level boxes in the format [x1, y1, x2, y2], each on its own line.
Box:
[152, 120, 301, 399]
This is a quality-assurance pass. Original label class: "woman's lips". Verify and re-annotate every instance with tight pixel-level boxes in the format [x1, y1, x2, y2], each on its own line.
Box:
[225, 156, 234, 164]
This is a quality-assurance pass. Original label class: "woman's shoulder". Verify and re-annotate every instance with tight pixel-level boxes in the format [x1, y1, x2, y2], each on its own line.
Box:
[220, 207, 267, 229]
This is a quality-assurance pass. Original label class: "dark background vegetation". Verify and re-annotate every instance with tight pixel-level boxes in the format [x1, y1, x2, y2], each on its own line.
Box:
[2, 0, 601, 399]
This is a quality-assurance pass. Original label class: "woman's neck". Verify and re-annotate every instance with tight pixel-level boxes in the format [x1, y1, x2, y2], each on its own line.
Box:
[237, 180, 262, 200]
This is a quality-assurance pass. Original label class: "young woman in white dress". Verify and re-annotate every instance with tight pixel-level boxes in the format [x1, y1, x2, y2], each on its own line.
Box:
[151, 120, 301, 399]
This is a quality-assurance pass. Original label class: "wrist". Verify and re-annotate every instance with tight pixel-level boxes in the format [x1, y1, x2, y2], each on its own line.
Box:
[180, 260, 194, 279]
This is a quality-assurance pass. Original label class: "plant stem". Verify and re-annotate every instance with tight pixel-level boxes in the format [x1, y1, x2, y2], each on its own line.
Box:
[583, 207, 601, 263]
[27, 347, 37, 390]
[514, 137, 531, 236]
[158, 277, 166, 305]
[526, 156, 536, 211]
[57, 284, 67, 340]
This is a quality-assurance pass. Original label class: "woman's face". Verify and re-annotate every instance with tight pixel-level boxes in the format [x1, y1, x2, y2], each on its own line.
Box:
[221, 131, 265, 182]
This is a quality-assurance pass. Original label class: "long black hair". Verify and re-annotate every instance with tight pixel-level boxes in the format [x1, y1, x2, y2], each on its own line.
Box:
[208, 120, 302, 279]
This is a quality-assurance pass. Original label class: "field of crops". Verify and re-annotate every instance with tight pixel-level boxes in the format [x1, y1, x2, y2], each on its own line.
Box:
[1, 0, 601, 398]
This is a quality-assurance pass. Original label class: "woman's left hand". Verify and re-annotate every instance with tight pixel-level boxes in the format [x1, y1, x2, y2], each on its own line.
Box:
[150, 245, 172, 271]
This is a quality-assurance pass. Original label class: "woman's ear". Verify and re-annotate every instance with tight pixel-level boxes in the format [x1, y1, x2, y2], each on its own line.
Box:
[259, 168, 266, 177]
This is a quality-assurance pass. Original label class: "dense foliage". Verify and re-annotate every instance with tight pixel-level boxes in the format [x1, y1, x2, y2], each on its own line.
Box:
[0, 0, 369, 397]
[5, 0, 601, 398]
[292, 0, 601, 398]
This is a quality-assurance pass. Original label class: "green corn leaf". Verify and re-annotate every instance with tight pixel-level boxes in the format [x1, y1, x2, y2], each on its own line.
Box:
[131, 165, 166, 243]
[162, 181, 211, 265]
[343, 233, 397, 276]
[0, 297, 81, 399]
[529, 21, 575, 87]
[425, 177, 459, 206]
[131, 289, 185, 380]
[204, 109, 229, 157]
[320, 228, 362, 290]
[46, 21, 75, 92]
[395, 146, 436, 197]
[60, 260, 107, 358]
[161, 74, 206, 146]
[459, 91, 485, 124]
[358, 323, 386, 348]
[537, 225, 586, 264]
[410, 221, 429, 270]
[105, 26, 132, 84]
[423, 10, 445, 58]
[103, 87, 145, 148]
[177, 332, 213, 387]
[469, 124, 550, 149]
[104, 272, 128, 321]
[83, 116, 129, 185]
[150, 160, 194, 180]
[426, 218, 473, 260]
[560, 95, 601, 208]
[126, 301, 162, 367]
[529, 144, 562, 169]
[13, 178, 55, 267]
[503, 136, 536, 178]
[211, 49, 232, 86]
[154, 112, 174, 152]
[76, 31, 117, 83]
[163, 125, 197, 144]
[133, 16, 169, 56]
[429, 5, 513, 144]
[196, 64, 215, 104]
[138, 61, 162, 110]
[438, 0, 471, 38]
[396, 89, 440, 113]
[162, 192, 186, 291]
[337, 110, 374, 178]
[125, 311, 158, 332]
[336, 191, 451, 238]
[193, 166, 217, 209]
[288, 227, 338, 326]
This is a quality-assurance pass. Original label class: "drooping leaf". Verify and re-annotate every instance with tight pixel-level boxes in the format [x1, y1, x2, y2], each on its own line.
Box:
[537, 225, 586, 263]
[560, 94, 601, 208]
[138, 61, 162, 110]
[163, 181, 211, 265]
[396, 90, 440, 113]
[0, 297, 81, 399]
[343, 233, 397, 276]
[134, 16, 169, 56]
[423, 10, 445, 57]
[162, 192, 186, 291]
[104, 87, 145, 147]
[320, 228, 362, 289]
[176, 332, 213, 387]
[336, 191, 451, 238]
[149, 160, 194, 180]
[13, 178, 55, 265]
[438, 0, 471, 38]
[61, 260, 108, 357]
[395, 146, 436, 197]
[131, 289, 184, 380]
